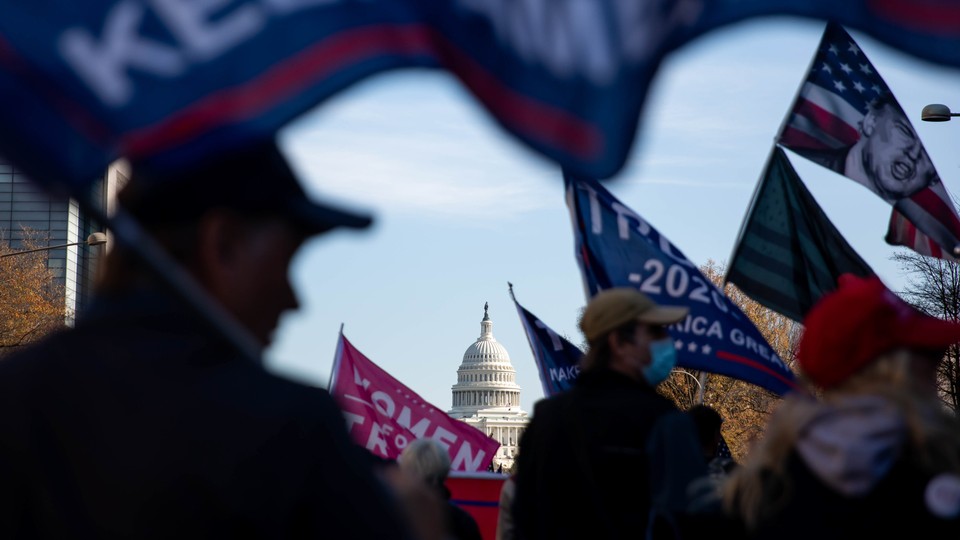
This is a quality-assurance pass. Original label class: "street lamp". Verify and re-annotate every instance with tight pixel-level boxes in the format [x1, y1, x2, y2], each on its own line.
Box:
[673, 368, 706, 405]
[921, 104, 960, 122]
[1, 232, 107, 258]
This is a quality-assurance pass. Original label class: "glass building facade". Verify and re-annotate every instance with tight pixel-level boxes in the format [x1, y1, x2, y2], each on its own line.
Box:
[0, 157, 119, 325]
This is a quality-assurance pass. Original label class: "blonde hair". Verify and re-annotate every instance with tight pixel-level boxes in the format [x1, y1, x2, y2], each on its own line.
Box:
[722, 348, 960, 531]
[398, 438, 451, 488]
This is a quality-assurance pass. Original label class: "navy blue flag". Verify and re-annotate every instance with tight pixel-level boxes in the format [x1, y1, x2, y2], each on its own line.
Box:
[564, 173, 798, 396]
[2, 2, 960, 193]
[509, 283, 583, 397]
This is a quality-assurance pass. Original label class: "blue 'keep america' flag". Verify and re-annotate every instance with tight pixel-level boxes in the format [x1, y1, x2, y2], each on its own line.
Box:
[4, 2, 960, 195]
[509, 284, 583, 397]
[565, 172, 797, 396]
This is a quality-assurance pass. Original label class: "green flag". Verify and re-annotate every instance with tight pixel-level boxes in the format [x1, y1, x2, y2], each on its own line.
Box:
[726, 146, 874, 323]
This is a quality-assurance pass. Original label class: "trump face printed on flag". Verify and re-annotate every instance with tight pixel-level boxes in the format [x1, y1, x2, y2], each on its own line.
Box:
[778, 24, 943, 203]
[801, 92, 938, 202]
[844, 94, 938, 201]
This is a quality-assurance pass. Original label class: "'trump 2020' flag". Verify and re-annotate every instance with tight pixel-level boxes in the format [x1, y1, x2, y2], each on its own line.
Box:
[565, 173, 797, 396]
[508, 283, 583, 397]
[777, 22, 960, 259]
[726, 146, 874, 323]
[329, 331, 499, 472]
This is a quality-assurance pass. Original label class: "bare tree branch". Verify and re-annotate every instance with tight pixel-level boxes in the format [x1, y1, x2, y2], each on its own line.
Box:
[892, 250, 960, 411]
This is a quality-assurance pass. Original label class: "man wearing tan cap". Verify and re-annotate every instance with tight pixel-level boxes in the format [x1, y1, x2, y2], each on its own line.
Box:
[513, 288, 710, 540]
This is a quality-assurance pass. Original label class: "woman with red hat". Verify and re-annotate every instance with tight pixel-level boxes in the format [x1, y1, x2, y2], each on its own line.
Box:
[720, 274, 960, 538]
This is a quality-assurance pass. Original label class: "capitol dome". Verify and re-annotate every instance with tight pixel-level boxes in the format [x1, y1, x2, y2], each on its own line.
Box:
[449, 302, 522, 414]
[461, 321, 511, 366]
[448, 302, 528, 471]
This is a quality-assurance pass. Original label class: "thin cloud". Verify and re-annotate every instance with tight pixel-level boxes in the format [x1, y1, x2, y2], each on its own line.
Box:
[283, 129, 556, 222]
[280, 73, 569, 224]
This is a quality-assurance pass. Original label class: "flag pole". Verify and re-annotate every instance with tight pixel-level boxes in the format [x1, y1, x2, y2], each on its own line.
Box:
[563, 171, 596, 301]
[328, 324, 346, 391]
[723, 145, 777, 286]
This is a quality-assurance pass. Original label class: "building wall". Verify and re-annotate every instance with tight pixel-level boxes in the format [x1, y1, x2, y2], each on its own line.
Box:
[0, 157, 115, 324]
[457, 414, 527, 471]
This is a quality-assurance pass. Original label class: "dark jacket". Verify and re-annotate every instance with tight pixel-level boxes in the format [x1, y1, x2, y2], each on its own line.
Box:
[747, 451, 960, 539]
[440, 484, 482, 540]
[513, 369, 706, 540]
[743, 396, 960, 539]
[0, 290, 413, 539]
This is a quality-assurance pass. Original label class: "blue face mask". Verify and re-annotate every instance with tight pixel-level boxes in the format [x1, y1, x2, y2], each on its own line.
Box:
[643, 338, 677, 386]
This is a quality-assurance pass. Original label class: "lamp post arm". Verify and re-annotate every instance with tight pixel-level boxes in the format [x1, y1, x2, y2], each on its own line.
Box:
[673, 368, 706, 405]
[1, 232, 107, 259]
[1, 241, 84, 258]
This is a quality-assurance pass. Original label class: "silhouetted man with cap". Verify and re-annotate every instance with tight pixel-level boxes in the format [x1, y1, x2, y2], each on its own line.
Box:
[0, 139, 418, 539]
[514, 287, 709, 540]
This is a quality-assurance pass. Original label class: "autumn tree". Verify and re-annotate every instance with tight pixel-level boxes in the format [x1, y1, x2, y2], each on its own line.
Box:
[657, 260, 800, 461]
[0, 228, 68, 358]
[893, 250, 960, 412]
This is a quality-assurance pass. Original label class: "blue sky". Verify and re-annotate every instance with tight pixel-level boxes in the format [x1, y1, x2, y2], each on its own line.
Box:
[265, 17, 960, 415]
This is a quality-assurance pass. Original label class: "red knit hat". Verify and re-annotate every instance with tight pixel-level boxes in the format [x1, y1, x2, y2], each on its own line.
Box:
[797, 274, 960, 389]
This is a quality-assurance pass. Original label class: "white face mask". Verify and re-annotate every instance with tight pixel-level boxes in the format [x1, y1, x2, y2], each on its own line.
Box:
[643, 338, 677, 386]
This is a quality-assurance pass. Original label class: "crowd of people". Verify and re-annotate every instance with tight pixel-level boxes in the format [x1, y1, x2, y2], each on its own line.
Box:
[1, 138, 959, 539]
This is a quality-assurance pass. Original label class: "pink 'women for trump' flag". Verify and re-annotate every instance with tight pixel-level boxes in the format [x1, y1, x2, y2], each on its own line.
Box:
[329, 331, 499, 472]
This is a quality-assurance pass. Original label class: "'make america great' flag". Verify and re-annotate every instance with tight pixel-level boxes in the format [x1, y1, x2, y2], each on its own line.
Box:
[777, 22, 960, 260]
[564, 173, 797, 396]
[509, 284, 583, 397]
[329, 331, 499, 472]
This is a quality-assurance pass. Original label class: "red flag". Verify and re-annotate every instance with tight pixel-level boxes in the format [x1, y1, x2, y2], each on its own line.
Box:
[778, 23, 960, 259]
[329, 332, 499, 472]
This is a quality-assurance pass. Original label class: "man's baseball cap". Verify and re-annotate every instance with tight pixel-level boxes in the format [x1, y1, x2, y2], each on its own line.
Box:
[797, 274, 960, 389]
[579, 287, 689, 343]
[120, 138, 372, 235]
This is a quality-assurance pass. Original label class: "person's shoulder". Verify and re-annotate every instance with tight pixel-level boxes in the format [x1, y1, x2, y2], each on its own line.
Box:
[0, 326, 75, 382]
[531, 390, 577, 417]
[613, 377, 677, 414]
[447, 501, 483, 540]
[650, 391, 681, 411]
[219, 364, 342, 421]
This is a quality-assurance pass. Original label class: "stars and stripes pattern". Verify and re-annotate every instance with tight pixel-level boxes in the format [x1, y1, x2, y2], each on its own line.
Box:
[779, 24, 888, 152]
[887, 206, 959, 261]
[716, 436, 733, 460]
[779, 22, 960, 260]
[726, 146, 874, 322]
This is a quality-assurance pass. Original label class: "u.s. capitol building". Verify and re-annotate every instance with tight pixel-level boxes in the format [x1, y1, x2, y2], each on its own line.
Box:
[448, 303, 529, 471]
